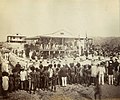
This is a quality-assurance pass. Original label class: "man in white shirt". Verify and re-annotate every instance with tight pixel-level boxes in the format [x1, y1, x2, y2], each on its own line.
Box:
[91, 63, 98, 85]
[20, 68, 27, 90]
[98, 62, 106, 85]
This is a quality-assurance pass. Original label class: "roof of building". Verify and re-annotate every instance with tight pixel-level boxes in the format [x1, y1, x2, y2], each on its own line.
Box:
[26, 30, 80, 39]
[7, 33, 26, 37]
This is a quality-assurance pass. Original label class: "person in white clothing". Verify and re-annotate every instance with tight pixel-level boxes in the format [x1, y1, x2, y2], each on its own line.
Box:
[98, 62, 106, 85]
[2, 71, 9, 98]
[2, 60, 9, 73]
[20, 68, 27, 90]
[91, 63, 98, 85]
[29, 51, 33, 59]
[48, 64, 54, 88]
[60, 65, 68, 87]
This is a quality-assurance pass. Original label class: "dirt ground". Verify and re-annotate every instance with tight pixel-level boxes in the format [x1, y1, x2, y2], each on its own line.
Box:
[1, 84, 120, 100]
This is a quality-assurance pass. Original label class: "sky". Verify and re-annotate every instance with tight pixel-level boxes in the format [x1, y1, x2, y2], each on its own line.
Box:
[0, 0, 119, 41]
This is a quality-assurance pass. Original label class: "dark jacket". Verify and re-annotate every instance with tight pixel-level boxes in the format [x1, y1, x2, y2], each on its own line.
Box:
[113, 61, 119, 71]
[60, 66, 68, 77]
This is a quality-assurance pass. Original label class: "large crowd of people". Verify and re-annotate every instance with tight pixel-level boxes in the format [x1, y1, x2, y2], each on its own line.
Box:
[0, 48, 120, 99]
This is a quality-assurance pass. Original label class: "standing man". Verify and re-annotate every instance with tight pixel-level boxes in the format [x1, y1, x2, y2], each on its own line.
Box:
[107, 60, 114, 85]
[48, 64, 54, 89]
[39, 64, 44, 90]
[94, 81, 102, 100]
[29, 66, 37, 94]
[20, 67, 27, 90]
[113, 58, 119, 83]
[43, 66, 49, 91]
[98, 62, 106, 85]
[35, 68, 40, 89]
[60, 65, 68, 87]
[75, 63, 81, 84]
[15, 62, 21, 73]
[70, 63, 76, 84]
[91, 63, 98, 85]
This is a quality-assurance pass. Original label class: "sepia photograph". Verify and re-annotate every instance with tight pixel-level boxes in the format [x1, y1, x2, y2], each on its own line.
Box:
[0, 0, 120, 100]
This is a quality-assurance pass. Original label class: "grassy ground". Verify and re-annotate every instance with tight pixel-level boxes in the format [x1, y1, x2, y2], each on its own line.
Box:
[0, 84, 120, 100]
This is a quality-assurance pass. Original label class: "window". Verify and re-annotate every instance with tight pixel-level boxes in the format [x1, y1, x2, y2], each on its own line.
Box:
[60, 33, 64, 35]
[13, 37, 15, 39]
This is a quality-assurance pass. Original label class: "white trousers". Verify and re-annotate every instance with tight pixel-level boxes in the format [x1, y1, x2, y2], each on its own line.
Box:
[99, 74, 104, 85]
[108, 75, 113, 85]
[62, 77, 67, 87]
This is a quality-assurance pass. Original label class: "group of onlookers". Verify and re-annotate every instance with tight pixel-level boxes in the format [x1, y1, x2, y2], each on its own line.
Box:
[0, 54, 120, 99]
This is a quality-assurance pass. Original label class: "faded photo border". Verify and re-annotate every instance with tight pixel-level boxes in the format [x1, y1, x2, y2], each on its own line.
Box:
[0, 0, 120, 100]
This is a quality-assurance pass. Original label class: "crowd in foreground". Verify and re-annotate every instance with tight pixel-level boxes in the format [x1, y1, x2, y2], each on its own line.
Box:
[0, 54, 120, 100]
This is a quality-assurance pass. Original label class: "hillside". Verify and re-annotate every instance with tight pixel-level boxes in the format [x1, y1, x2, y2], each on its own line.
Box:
[93, 37, 120, 48]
